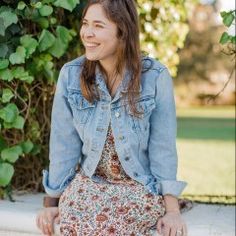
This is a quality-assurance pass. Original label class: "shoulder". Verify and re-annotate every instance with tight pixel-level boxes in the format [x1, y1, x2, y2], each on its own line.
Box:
[63, 55, 86, 69]
[58, 55, 86, 90]
[140, 56, 173, 94]
[141, 56, 168, 75]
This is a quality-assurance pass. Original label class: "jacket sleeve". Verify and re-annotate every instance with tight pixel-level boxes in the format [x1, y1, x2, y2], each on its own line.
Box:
[148, 67, 187, 197]
[42, 65, 83, 197]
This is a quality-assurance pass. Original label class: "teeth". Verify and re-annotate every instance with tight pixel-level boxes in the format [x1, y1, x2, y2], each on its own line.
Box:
[86, 43, 99, 47]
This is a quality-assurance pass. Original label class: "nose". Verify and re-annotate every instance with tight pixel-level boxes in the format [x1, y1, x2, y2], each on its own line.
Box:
[83, 27, 95, 38]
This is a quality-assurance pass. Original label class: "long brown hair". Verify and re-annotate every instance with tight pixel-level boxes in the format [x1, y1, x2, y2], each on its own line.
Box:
[80, 0, 142, 116]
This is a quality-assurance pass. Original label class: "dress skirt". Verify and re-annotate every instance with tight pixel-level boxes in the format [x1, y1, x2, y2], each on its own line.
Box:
[59, 123, 166, 236]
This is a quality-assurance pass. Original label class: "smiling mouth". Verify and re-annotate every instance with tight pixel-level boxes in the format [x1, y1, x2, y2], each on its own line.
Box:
[84, 42, 100, 49]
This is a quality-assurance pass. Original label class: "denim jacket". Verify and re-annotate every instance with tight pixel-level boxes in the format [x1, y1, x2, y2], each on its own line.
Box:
[42, 55, 187, 197]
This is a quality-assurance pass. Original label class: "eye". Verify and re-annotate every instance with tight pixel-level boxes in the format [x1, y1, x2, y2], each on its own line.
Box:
[95, 24, 104, 28]
[82, 21, 88, 26]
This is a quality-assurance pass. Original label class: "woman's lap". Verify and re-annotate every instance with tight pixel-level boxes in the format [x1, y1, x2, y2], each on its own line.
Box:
[58, 172, 165, 236]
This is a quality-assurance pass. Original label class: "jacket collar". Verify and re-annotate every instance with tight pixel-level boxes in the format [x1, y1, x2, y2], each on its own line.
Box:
[95, 65, 142, 103]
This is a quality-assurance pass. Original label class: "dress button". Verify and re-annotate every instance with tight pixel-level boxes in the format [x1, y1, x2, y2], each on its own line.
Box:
[125, 156, 130, 161]
[115, 112, 120, 118]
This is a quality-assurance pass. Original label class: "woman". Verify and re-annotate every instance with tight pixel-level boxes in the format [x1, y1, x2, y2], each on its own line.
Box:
[36, 0, 188, 235]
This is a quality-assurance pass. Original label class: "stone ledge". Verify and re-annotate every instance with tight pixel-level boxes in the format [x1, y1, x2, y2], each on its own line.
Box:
[0, 194, 235, 236]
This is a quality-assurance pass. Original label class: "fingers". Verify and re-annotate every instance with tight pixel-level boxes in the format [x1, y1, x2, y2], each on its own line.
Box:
[39, 216, 52, 235]
[163, 226, 170, 236]
[54, 215, 60, 225]
[170, 227, 177, 236]
[183, 224, 188, 236]
[36, 209, 58, 236]
[157, 218, 163, 235]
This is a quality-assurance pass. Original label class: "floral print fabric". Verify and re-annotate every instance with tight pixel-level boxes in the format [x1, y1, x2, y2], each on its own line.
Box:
[59, 123, 166, 236]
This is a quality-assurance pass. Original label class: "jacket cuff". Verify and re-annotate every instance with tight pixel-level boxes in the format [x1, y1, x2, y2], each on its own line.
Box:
[156, 180, 187, 197]
[42, 168, 76, 197]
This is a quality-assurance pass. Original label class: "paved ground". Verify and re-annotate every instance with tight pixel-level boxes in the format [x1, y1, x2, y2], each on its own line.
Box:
[0, 194, 235, 236]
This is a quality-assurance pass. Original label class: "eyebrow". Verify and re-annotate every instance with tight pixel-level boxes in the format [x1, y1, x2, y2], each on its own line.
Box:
[83, 18, 106, 25]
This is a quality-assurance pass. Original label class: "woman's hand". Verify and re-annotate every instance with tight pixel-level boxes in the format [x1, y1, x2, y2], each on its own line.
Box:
[36, 207, 60, 236]
[157, 211, 187, 236]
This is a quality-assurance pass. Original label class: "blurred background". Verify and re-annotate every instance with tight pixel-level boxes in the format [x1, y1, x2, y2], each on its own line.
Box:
[0, 0, 235, 204]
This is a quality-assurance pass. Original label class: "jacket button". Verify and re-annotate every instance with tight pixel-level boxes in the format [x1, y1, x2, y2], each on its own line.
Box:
[125, 156, 130, 161]
[133, 172, 139, 177]
[101, 105, 109, 110]
[115, 112, 120, 118]
[96, 127, 104, 132]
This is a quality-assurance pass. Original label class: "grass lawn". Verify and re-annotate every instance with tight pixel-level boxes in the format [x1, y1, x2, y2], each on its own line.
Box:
[176, 106, 235, 204]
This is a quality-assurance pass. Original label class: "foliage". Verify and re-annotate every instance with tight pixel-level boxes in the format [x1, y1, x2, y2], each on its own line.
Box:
[219, 10, 236, 45]
[0, 0, 197, 199]
[0, 0, 83, 198]
[137, 0, 198, 76]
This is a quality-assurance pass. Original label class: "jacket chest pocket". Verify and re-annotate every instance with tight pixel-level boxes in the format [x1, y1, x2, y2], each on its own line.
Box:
[67, 89, 95, 125]
[128, 96, 155, 133]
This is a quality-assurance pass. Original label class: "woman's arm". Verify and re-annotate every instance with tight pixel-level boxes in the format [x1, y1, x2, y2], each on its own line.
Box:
[164, 194, 180, 213]
[42, 64, 83, 197]
[148, 67, 187, 197]
[148, 66, 187, 235]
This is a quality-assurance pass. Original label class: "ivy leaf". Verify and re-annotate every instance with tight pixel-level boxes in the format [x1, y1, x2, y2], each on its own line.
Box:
[20, 140, 34, 154]
[20, 35, 38, 58]
[223, 13, 234, 27]
[34, 2, 43, 9]
[9, 46, 26, 65]
[35, 17, 49, 29]
[0, 59, 9, 70]
[17, 1, 26, 10]
[0, 69, 14, 82]
[2, 88, 14, 103]
[0, 7, 18, 29]
[48, 26, 74, 58]
[50, 17, 57, 25]
[0, 136, 7, 152]
[19, 75, 34, 84]
[11, 66, 34, 84]
[220, 32, 230, 44]
[1, 145, 23, 163]
[39, 5, 53, 16]
[4, 115, 25, 129]
[0, 163, 14, 187]
[53, 0, 80, 12]
[12, 66, 27, 78]
[38, 29, 56, 52]
[48, 37, 66, 58]
[230, 36, 236, 44]
[0, 103, 19, 123]
[0, 44, 8, 58]
[30, 144, 41, 155]
[56, 26, 73, 44]
[0, 17, 5, 36]
[220, 11, 227, 18]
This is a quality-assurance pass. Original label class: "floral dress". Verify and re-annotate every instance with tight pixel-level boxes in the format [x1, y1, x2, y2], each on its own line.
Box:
[59, 123, 166, 236]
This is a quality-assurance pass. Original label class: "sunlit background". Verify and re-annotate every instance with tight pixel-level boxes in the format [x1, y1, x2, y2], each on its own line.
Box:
[175, 0, 235, 204]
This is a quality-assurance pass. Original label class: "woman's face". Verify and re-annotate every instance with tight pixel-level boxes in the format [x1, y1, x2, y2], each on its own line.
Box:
[80, 4, 119, 63]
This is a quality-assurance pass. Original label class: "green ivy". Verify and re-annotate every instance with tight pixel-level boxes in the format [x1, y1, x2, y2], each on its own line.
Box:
[219, 10, 236, 45]
[0, 0, 80, 198]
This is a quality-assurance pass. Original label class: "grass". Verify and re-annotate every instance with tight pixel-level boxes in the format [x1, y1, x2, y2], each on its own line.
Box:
[176, 106, 235, 204]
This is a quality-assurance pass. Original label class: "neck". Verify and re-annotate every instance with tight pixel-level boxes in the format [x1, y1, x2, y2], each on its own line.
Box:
[99, 58, 118, 80]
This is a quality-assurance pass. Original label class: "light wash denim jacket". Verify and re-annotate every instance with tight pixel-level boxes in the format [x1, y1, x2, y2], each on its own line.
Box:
[42, 55, 187, 197]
